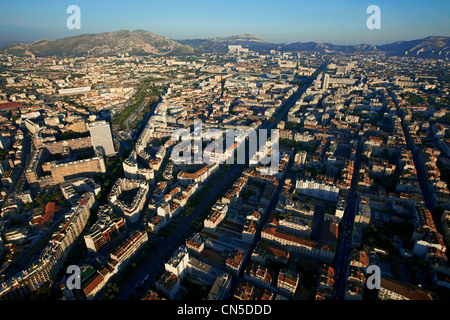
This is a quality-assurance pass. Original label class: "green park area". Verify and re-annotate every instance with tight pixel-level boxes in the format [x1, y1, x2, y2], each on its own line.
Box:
[112, 86, 164, 131]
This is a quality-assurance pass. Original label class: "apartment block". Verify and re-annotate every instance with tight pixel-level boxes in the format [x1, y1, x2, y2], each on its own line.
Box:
[108, 178, 149, 223]
[88, 121, 115, 156]
[108, 230, 148, 271]
[84, 205, 126, 253]
[0, 192, 95, 299]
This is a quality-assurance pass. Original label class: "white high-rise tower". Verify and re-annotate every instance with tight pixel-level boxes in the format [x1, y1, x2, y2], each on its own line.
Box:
[88, 121, 115, 156]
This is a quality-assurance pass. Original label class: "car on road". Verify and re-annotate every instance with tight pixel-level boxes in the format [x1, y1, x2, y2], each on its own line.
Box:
[141, 275, 149, 285]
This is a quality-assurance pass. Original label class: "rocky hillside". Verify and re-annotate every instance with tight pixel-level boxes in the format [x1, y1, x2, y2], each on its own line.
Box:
[2, 29, 193, 57]
[2, 30, 449, 59]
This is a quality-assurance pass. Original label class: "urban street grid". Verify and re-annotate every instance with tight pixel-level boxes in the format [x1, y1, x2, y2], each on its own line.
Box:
[0, 3, 449, 308]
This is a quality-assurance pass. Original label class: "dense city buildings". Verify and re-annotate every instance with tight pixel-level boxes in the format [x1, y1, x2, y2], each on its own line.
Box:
[0, 26, 449, 305]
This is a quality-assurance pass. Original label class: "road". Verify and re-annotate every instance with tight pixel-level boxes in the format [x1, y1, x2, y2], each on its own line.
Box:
[124, 98, 149, 132]
[2, 126, 33, 204]
[389, 90, 436, 213]
[227, 153, 293, 296]
[113, 61, 328, 300]
[332, 89, 442, 299]
[12, 133, 32, 194]
[111, 127, 133, 156]
[266, 64, 327, 131]
[114, 164, 244, 299]
[111, 96, 161, 157]
[332, 139, 363, 300]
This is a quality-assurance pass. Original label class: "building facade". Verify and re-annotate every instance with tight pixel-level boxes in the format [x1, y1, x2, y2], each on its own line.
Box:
[88, 121, 115, 157]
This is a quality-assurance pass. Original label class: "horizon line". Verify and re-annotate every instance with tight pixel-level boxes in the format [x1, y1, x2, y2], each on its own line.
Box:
[1, 28, 450, 48]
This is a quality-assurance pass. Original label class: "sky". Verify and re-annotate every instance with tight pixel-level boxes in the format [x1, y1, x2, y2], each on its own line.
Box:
[0, 0, 449, 46]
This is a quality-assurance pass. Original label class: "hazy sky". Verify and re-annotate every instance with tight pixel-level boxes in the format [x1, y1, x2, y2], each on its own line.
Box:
[0, 0, 449, 45]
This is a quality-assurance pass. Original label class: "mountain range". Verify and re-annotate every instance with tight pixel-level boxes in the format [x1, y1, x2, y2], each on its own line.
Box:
[2, 30, 193, 57]
[2, 29, 449, 58]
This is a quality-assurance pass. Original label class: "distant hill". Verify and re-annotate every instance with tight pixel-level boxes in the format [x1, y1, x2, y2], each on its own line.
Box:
[2, 29, 449, 58]
[205, 34, 267, 43]
[177, 33, 271, 53]
[276, 42, 378, 54]
[2, 29, 193, 57]
[179, 34, 450, 57]
[376, 36, 450, 57]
